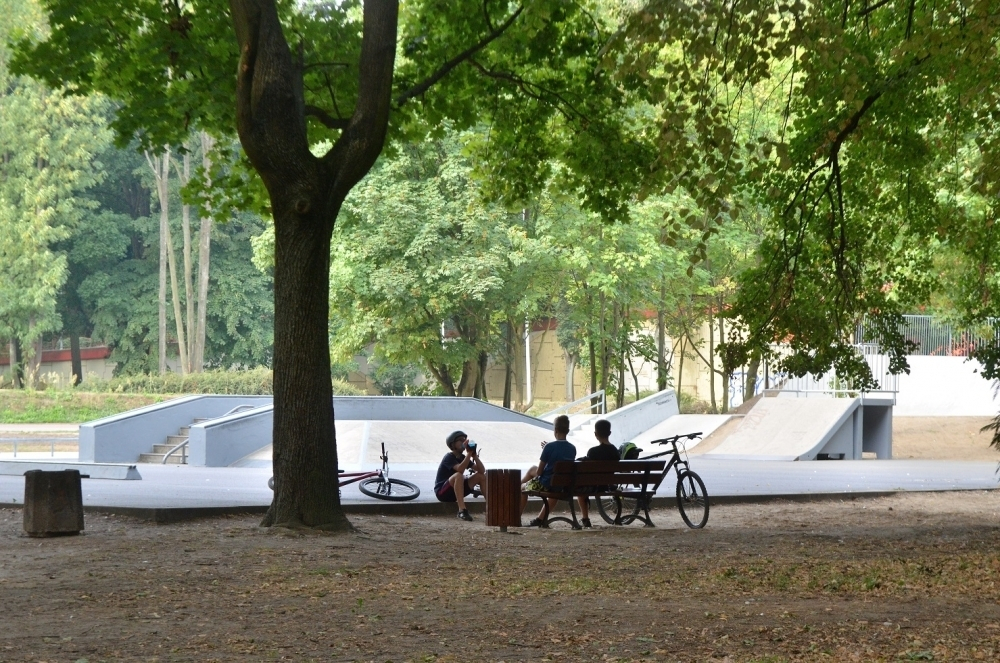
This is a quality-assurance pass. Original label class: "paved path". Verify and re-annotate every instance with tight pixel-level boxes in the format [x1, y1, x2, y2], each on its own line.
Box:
[0, 458, 997, 516]
[0, 423, 79, 434]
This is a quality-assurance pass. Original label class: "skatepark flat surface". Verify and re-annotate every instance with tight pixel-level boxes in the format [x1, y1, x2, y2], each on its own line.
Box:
[0, 458, 997, 515]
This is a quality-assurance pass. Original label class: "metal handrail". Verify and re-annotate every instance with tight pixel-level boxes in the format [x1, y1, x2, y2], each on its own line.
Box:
[539, 390, 607, 419]
[161, 404, 261, 464]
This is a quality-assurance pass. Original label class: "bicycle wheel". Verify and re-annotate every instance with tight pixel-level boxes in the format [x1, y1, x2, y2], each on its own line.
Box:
[597, 495, 640, 525]
[675, 470, 709, 529]
[358, 477, 420, 501]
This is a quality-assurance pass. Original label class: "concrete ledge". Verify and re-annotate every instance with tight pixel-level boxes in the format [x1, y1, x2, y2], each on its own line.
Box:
[0, 461, 141, 480]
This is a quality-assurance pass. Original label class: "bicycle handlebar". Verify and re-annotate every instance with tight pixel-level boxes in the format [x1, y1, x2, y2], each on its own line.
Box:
[650, 432, 703, 445]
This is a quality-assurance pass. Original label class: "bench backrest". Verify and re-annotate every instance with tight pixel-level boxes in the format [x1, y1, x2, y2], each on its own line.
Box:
[548, 459, 667, 491]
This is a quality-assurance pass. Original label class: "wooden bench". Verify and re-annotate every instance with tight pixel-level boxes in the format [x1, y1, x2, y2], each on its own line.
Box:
[525, 459, 668, 529]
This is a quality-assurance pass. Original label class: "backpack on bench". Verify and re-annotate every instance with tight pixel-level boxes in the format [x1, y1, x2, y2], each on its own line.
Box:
[618, 442, 642, 460]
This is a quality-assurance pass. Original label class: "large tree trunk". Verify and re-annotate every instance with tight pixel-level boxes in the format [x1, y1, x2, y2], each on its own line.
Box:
[69, 333, 82, 386]
[231, 0, 397, 530]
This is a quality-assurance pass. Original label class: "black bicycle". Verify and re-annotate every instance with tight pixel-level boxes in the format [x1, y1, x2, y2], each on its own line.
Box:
[267, 442, 420, 501]
[596, 432, 709, 528]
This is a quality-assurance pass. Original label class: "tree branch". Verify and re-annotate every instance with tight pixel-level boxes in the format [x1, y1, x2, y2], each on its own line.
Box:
[229, 0, 312, 183]
[394, 4, 524, 107]
[305, 105, 349, 130]
[325, 0, 399, 201]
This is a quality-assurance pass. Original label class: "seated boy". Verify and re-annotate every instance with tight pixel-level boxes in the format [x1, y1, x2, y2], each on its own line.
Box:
[434, 430, 487, 522]
[520, 414, 576, 526]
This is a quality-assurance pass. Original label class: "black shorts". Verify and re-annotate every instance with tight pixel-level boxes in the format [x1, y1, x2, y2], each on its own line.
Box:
[435, 478, 474, 503]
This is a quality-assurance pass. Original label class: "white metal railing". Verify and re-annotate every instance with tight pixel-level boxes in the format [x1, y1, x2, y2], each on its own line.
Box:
[855, 314, 1000, 357]
[539, 390, 607, 419]
[774, 344, 898, 402]
[0, 438, 79, 457]
[161, 404, 261, 464]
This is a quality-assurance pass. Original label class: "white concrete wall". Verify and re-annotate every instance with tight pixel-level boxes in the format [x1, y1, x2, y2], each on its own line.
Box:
[894, 356, 998, 416]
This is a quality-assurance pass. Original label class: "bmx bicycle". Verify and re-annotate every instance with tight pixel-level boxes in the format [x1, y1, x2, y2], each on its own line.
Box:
[596, 432, 709, 528]
[267, 442, 420, 501]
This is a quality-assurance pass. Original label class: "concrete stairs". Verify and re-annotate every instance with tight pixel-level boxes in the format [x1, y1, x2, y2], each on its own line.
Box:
[138, 419, 209, 464]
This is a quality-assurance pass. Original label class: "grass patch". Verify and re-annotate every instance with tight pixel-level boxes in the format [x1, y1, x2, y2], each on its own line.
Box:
[0, 390, 171, 423]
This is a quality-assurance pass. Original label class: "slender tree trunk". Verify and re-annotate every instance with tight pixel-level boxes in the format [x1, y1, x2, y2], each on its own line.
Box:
[565, 352, 575, 402]
[588, 339, 598, 410]
[677, 335, 686, 410]
[708, 309, 717, 413]
[194, 132, 215, 372]
[164, 216, 190, 374]
[657, 282, 667, 391]
[613, 303, 624, 409]
[745, 351, 761, 400]
[719, 313, 729, 414]
[9, 339, 22, 389]
[476, 350, 488, 401]
[599, 292, 608, 396]
[231, 0, 395, 529]
[69, 333, 82, 386]
[503, 321, 513, 408]
[27, 320, 42, 389]
[179, 149, 195, 372]
[146, 150, 170, 375]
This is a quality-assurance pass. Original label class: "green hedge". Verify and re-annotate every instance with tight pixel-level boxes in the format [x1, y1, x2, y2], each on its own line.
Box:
[85, 367, 363, 396]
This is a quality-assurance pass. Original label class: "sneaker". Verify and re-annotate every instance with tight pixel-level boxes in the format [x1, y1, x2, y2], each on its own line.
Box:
[581, 518, 592, 529]
[526, 517, 546, 527]
[457, 509, 474, 522]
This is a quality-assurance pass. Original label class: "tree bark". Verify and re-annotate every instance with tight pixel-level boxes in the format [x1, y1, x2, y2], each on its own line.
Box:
[146, 150, 170, 375]
[175, 148, 195, 372]
[657, 281, 667, 391]
[69, 333, 82, 386]
[230, 0, 397, 530]
[164, 208, 190, 374]
[503, 321, 513, 408]
[194, 133, 216, 372]
[9, 339, 22, 389]
[564, 352, 575, 402]
[708, 308, 717, 413]
[745, 351, 760, 400]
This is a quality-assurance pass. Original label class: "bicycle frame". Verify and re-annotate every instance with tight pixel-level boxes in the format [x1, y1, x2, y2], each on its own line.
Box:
[639, 432, 702, 478]
[338, 443, 391, 487]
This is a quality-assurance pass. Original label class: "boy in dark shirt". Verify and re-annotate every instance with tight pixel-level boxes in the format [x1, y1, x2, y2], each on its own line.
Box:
[576, 418, 618, 528]
[434, 430, 487, 521]
[520, 415, 576, 526]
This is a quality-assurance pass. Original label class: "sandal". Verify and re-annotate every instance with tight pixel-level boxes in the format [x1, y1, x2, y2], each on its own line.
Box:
[526, 517, 547, 528]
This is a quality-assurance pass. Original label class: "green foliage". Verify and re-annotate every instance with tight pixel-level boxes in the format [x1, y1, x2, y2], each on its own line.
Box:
[0, 9, 113, 353]
[321, 132, 556, 395]
[611, 0, 1000, 389]
[0, 388, 169, 423]
[84, 367, 361, 396]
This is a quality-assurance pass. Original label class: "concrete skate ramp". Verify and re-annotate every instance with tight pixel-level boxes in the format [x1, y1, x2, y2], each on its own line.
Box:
[705, 398, 861, 461]
[233, 419, 554, 468]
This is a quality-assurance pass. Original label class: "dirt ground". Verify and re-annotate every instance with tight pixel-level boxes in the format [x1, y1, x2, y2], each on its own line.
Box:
[2, 417, 1000, 662]
[1, 491, 1000, 662]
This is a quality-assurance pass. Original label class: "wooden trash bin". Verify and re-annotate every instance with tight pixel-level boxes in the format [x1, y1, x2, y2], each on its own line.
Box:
[486, 468, 521, 531]
[23, 469, 85, 537]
